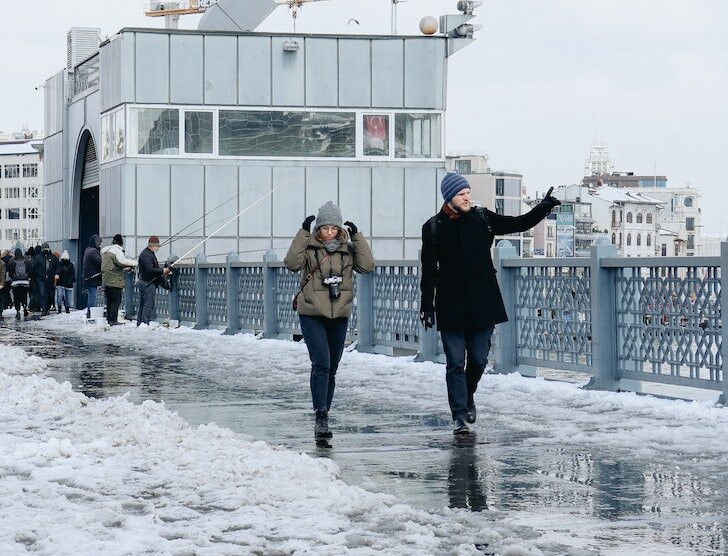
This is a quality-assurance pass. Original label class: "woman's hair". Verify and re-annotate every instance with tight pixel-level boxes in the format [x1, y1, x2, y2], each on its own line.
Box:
[315, 226, 347, 243]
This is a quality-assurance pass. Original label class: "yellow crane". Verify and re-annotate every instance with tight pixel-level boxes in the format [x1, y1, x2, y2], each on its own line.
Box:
[144, 0, 215, 18]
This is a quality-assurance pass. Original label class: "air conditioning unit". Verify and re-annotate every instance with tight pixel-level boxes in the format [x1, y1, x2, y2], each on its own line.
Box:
[67, 27, 101, 69]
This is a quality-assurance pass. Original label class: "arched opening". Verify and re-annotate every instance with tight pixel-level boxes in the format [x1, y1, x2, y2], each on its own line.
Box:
[73, 129, 100, 310]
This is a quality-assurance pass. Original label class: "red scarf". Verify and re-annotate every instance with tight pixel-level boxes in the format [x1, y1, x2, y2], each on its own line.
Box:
[442, 202, 460, 220]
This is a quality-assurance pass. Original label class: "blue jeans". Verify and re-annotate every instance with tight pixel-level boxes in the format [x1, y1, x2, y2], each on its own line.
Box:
[86, 286, 98, 317]
[36, 280, 53, 314]
[299, 315, 349, 412]
[55, 286, 73, 311]
[440, 326, 495, 421]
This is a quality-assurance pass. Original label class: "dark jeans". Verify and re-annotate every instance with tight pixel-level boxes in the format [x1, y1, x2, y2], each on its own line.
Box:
[12, 286, 28, 312]
[36, 280, 54, 314]
[105, 286, 122, 324]
[299, 314, 349, 412]
[440, 326, 494, 421]
[85, 286, 98, 317]
[137, 282, 156, 325]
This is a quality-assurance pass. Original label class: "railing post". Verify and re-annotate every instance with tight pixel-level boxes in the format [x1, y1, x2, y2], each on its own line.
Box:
[194, 253, 208, 330]
[719, 242, 728, 405]
[124, 270, 135, 320]
[355, 271, 374, 353]
[583, 237, 620, 391]
[415, 249, 438, 363]
[263, 250, 279, 339]
[169, 253, 180, 323]
[224, 251, 240, 335]
[492, 240, 533, 375]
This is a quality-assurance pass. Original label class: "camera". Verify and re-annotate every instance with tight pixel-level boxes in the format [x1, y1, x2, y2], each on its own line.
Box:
[323, 275, 343, 299]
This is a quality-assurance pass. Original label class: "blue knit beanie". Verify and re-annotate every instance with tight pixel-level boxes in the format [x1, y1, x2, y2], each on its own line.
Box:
[441, 172, 470, 203]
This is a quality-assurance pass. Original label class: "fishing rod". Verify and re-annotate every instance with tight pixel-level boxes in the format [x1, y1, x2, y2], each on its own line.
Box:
[171, 185, 281, 268]
[172, 248, 285, 262]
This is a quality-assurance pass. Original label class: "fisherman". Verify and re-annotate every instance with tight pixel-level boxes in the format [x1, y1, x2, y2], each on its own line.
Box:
[101, 234, 137, 326]
[136, 235, 170, 326]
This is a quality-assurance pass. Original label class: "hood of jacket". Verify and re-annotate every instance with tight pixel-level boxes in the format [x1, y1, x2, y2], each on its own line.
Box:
[88, 234, 102, 249]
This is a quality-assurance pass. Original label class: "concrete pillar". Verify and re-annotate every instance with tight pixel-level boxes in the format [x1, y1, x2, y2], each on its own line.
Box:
[263, 250, 278, 339]
[224, 251, 240, 335]
[194, 253, 208, 330]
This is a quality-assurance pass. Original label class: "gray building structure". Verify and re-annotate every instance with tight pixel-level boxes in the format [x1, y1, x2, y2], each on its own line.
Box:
[44, 24, 469, 282]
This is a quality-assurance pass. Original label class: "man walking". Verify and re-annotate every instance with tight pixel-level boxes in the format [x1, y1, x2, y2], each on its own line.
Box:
[420, 173, 560, 435]
[83, 235, 103, 318]
[101, 234, 137, 325]
[136, 235, 170, 326]
[32, 243, 59, 316]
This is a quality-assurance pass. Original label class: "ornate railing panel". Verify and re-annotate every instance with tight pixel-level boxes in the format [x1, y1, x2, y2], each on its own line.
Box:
[206, 266, 228, 325]
[177, 266, 197, 322]
[615, 264, 721, 388]
[238, 266, 264, 331]
[275, 267, 302, 335]
[514, 265, 592, 369]
[372, 264, 420, 349]
[156, 287, 170, 319]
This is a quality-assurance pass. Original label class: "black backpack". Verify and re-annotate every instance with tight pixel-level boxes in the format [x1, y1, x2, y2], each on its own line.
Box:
[14, 259, 28, 281]
[428, 207, 493, 247]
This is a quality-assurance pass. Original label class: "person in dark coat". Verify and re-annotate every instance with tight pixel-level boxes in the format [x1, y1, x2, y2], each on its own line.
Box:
[54, 250, 76, 313]
[26, 247, 38, 311]
[82, 234, 103, 318]
[420, 173, 561, 435]
[1, 250, 11, 310]
[136, 235, 170, 326]
[7, 248, 30, 318]
[32, 243, 59, 316]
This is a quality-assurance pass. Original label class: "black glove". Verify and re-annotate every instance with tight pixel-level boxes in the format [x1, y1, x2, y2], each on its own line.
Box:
[540, 186, 562, 211]
[420, 310, 435, 329]
[344, 220, 358, 236]
[302, 215, 315, 232]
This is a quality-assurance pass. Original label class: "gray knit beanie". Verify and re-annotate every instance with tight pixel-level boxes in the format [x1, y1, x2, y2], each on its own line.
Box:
[315, 201, 343, 230]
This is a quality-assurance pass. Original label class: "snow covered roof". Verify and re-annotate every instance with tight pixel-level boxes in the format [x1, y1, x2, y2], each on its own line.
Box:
[0, 141, 42, 156]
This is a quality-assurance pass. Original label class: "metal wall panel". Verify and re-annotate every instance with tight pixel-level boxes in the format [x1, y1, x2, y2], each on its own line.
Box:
[100, 38, 121, 112]
[119, 33, 135, 103]
[339, 167, 371, 236]
[171, 165, 204, 237]
[100, 166, 122, 236]
[404, 166, 439, 237]
[237, 238, 271, 262]
[43, 134, 64, 184]
[238, 36, 271, 106]
[135, 33, 169, 103]
[404, 239, 421, 260]
[205, 165, 238, 237]
[272, 37, 305, 106]
[44, 181, 64, 243]
[372, 40, 404, 108]
[372, 167, 404, 237]
[44, 71, 65, 135]
[272, 166, 305, 237]
[404, 39, 445, 109]
[339, 40, 371, 108]
[121, 165, 136, 236]
[305, 38, 338, 107]
[204, 35, 237, 105]
[239, 166, 272, 238]
[137, 164, 171, 236]
[371, 239, 403, 260]
[171, 34, 203, 104]
[305, 167, 338, 216]
[85, 92, 101, 144]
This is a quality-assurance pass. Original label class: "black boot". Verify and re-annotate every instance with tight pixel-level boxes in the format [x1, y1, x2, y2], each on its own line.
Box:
[315, 411, 332, 439]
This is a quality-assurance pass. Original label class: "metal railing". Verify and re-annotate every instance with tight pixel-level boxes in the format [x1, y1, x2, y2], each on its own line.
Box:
[118, 240, 728, 401]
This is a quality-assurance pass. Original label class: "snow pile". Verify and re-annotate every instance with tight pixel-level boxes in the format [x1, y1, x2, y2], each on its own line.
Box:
[0, 343, 546, 555]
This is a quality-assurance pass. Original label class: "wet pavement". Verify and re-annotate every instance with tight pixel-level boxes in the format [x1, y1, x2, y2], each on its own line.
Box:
[4, 316, 728, 554]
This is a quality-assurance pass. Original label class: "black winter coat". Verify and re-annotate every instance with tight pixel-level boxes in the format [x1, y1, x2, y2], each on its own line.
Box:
[33, 251, 59, 284]
[138, 247, 164, 286]
[56, 260, 76, 288]
[83, 235, 103, 287]
[421, 203, 552, 332]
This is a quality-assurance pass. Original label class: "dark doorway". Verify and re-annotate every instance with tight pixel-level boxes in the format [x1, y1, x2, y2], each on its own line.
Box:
[77, 186, 99, 309]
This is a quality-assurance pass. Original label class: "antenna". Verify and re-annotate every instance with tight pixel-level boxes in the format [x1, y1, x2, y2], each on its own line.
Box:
[391, 0, 408, 34]
[275, 0, 330, 32]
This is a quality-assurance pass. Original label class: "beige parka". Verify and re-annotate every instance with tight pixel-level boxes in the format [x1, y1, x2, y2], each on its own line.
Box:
[285, 229, 374, 319]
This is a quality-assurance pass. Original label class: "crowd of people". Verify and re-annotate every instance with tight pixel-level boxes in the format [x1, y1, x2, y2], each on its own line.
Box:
[0, 243, 76, 319]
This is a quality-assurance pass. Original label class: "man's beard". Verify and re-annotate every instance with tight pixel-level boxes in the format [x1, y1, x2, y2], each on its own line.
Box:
[453, 203, 471, 214]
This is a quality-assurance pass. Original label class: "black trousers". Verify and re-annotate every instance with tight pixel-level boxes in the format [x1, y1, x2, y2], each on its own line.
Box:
[137, 282, 157, 325]
[105, 286, 122, 324]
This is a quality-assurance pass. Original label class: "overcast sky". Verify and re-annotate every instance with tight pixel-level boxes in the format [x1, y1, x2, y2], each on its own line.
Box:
[2, 1, 726, 233]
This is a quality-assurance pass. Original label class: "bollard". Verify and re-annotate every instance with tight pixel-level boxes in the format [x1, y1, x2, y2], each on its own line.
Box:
[355, 272, 374, 353]
[583, 237, 621, 391]
[224, 251, 240, 335]
[124, 270, 135, 319]
[194, 253, 208, 330]
[263, 250, 278, 339]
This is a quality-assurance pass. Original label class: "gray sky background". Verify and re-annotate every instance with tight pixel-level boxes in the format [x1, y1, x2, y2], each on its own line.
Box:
[2, 1, 726, 233]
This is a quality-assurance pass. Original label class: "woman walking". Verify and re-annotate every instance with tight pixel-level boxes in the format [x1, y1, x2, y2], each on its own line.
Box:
[7, 248, 30, 319]
[285, 202, 374, 439]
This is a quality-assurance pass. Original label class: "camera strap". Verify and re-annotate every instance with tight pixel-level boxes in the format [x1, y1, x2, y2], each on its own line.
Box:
[297, 251, 330, 298]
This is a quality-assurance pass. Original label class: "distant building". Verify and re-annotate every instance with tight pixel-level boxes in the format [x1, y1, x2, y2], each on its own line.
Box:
[639, 187, 701, 257]
[0, 141, 44, 247]
[446, 154, 532, 256]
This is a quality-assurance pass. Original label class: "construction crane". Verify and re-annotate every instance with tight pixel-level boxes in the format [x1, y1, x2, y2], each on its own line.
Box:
[144, 0, 218, 29]
[275, 0, 407, 33]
